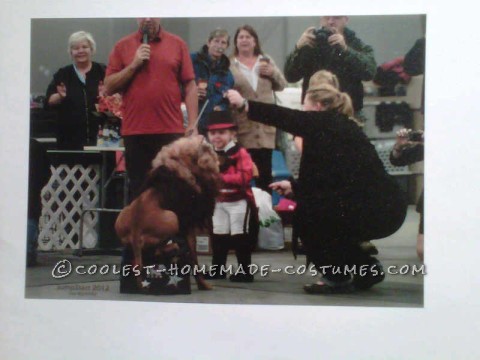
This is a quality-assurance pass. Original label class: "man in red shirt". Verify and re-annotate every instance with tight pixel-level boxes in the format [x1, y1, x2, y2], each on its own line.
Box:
[105, 18, 198, 199]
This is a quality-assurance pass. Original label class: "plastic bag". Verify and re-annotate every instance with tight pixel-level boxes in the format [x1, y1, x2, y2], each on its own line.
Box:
[252, 187, 284, 250]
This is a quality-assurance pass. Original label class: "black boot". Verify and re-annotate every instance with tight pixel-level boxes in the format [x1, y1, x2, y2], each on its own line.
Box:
[204, 234, 230, 280]
[345, 242, 385, 290]
[352, 256, 385, 290]
[230, 234, 254, 282]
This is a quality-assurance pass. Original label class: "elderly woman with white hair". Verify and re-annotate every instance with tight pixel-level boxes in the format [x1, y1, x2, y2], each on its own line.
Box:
[45, 31, 106, 149]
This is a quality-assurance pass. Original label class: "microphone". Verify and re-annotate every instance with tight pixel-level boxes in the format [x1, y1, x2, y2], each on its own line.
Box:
[142, 26, 149, 44]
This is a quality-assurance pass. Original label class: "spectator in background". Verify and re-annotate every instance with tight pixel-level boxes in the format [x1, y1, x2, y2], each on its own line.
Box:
[45, 31, 106, 150]
[27, 139, 51, 267]
[104, 18, 198, 199]
[390, 37, 425, 261]
[390, 129, 424, 261]
[284, 16, 376, 120]
[404, 37, 426, 113]
[229, 25, 287, 194]
[403, 37, 425, 77]
[191, 28, 234, 135]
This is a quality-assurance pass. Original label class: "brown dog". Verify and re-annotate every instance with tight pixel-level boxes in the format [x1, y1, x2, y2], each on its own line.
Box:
[115, 136, 220, 291]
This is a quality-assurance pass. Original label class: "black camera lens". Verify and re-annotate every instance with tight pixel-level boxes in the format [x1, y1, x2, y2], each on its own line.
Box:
[408, 131, 424, 142]
[313, 27, 333, 47]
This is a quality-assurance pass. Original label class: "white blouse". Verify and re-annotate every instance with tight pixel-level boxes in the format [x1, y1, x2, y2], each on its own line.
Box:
[234, 57, 261, 91]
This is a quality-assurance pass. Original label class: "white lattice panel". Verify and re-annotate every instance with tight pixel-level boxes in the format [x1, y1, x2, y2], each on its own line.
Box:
[38, 164, 100, 250]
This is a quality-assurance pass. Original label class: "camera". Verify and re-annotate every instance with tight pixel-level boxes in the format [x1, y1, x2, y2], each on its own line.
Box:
[312, 27, 334, 48]
[408, 130, 424, 142]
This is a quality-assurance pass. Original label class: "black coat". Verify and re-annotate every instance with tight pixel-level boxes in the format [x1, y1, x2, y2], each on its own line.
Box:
[45, 62, 106, 149]
[247, 101, 406, 248]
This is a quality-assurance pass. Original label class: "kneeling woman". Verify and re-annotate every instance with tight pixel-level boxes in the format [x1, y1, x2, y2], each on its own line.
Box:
[226, 86, 407, 293]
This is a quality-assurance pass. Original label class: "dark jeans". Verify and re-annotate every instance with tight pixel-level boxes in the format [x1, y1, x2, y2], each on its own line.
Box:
[123, 133, 182, 200]
[27, 218, 38, 266]
[247, 148, 272, 194]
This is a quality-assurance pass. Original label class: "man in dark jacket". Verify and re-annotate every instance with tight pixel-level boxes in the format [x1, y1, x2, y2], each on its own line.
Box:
[284, 16, 376, 116]
[191, 28, 234, 135]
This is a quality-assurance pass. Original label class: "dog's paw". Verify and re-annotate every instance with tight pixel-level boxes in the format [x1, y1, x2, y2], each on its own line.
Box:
[196, 278, 213, 291]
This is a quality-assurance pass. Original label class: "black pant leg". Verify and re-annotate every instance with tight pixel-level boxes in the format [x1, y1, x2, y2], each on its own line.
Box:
[124, 135, 153, 200]
[211, 234, 230, 270]
[248, 148, 273, 194]
[124, 134, 182, 200]
[232, 234, 252, 272]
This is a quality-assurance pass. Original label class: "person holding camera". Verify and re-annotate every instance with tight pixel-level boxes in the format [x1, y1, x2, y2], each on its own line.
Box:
[390, 128, 424, 261]
[284, 16, 376, 118]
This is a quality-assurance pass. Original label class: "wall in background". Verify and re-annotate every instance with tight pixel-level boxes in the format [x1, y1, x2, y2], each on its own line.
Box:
[31, 15, 425, 94]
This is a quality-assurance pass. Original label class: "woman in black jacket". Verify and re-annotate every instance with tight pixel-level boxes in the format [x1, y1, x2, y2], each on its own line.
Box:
[390, 128, 424, 261]
[45, 31, 106, 150]
[226, 85, 407, 294]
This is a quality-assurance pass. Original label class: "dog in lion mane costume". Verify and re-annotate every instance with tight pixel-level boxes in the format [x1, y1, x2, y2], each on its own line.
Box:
[115, 136, 221, 291]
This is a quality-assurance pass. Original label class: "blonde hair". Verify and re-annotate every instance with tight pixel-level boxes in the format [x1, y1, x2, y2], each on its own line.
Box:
[306, 83, 362, 126]
[308, 70, 340, 90]
[68, 31, 96, 55]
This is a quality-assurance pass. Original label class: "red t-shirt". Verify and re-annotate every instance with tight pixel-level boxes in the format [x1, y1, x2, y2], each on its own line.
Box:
[106, 29, 195, 135]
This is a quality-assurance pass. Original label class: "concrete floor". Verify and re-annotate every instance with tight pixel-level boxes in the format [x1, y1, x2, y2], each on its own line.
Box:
[25, 206, 424, 307]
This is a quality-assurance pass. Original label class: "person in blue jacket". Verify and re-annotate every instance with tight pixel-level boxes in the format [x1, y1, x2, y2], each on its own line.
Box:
[191, 28, 234, 135]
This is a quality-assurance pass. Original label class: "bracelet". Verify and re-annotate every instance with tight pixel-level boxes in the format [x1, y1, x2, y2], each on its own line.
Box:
[239, 98, 248, 112]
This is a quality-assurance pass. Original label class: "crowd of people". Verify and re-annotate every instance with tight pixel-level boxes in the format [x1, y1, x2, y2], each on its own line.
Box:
[31, 17, 425, 294]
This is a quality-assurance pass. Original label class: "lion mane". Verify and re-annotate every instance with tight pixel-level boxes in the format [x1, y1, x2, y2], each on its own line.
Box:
[141, 136, 221, 232]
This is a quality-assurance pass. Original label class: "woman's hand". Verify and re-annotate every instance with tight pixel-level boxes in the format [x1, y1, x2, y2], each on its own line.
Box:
[56, 82, 67, 98]
[269, 180, 293, 197]
[48, 82, 67, 106]
[259, 62, 274, 77]
[392, 128, 412, 157]
[225, 90, 245, 109]
[97, 80, 106, 97]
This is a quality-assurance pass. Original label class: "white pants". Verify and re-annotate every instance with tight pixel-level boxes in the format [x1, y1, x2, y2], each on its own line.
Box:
[212, 200, 249, 235]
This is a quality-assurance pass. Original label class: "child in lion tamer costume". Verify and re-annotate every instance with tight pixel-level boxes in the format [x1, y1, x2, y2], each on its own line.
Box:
[205, 110, 258, 282]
